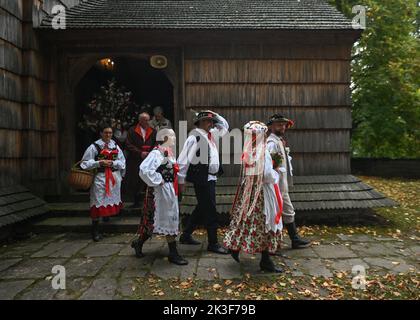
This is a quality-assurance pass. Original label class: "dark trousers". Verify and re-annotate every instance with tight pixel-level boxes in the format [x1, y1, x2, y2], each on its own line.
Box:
[133, 179, 147, 205]
[184, 180, 219, 244]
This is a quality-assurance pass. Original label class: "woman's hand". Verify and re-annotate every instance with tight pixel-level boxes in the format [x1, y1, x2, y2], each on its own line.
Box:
[99, 160, 113, 167]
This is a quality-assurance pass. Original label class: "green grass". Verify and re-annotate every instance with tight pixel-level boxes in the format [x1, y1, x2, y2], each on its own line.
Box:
[295, 176, 420, 240]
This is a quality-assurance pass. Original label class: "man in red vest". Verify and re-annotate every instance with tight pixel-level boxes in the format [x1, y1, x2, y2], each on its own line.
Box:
[125, 112, 157, 208]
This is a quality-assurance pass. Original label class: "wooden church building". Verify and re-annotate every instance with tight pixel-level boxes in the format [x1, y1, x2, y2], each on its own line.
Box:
[0, 0, 396, 229]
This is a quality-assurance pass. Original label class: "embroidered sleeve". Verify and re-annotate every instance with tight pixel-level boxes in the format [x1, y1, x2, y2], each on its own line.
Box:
[112, 146, 126, 171]
[80, 144, 100, 170]
[139, 150, 164, 187]
[177, 135, 198, 184]
[211, 113, 229, 138]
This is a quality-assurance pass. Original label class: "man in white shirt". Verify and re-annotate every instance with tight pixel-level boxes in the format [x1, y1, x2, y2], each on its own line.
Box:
[177, 110, 230, 254]
[267, 114, 311, 249]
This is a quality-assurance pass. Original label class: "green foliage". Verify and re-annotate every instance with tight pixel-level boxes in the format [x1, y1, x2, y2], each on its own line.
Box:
[329, 0, 420, 158]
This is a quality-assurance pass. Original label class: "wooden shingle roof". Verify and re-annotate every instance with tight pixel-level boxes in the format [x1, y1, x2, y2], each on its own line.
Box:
[39, 0, 355, 30]
[0, 185, 48, 228]
[180, 175, 398, 214]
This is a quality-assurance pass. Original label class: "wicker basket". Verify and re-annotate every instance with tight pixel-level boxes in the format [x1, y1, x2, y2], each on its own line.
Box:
[67, 161, 95, 190]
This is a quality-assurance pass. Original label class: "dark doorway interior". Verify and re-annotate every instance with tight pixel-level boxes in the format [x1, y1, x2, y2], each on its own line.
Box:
[74, 57, 174, 159]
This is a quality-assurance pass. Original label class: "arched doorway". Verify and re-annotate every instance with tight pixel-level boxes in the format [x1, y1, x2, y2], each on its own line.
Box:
[74, 56, 174, 158]
[56, 49, 183, 197]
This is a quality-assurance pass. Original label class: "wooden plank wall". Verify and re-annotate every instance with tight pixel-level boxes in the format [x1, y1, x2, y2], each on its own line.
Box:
[0, 0, 82, 195]
[184, 44, 352, 175]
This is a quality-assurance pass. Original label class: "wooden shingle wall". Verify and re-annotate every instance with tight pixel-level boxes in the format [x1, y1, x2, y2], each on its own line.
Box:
[180, 176, 398, 216]
[184, 44, 353, 176]
[0, 0, 83, 195]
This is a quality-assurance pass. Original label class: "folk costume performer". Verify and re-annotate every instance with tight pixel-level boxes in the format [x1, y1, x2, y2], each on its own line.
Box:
[80, 125, 126, 241]
[224, 121, 284, 273]
[131, 129, 188, 265]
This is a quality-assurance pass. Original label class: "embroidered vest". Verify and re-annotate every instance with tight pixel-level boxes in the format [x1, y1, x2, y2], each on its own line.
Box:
[157, 162, 175, 183]
[186, 135, 223, 185]
[93, 143, 118, 172]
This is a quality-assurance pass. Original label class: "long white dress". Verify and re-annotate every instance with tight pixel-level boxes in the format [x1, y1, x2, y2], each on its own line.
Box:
[80, 139, 126, 215]
[262, 149, 283, 234]
[139, 148, 179, 235]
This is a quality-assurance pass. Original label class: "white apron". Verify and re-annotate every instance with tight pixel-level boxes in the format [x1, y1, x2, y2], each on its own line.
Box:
[139, 149, 179, 235]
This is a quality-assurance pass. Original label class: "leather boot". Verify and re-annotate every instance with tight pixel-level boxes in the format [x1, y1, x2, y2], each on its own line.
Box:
[230, 250, 240, 263]
[167, 241, 188, 265]
[260, 250, 283, 273]
[285, 222, 311, 249]
[179, 233, 201, 245]
[131, 235, 149, 258]
[91, 220, 102, 242]
[207, 228, 229, 254]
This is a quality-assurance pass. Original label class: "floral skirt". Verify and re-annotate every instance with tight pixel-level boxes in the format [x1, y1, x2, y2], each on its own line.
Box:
[223, 182, 282, 254]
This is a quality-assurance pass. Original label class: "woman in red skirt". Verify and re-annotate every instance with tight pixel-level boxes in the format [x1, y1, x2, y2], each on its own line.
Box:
[80, 125, 126, 241]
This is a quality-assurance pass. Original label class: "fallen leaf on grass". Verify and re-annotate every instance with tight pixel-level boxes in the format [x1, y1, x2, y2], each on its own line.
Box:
[213, 284, 222, 290]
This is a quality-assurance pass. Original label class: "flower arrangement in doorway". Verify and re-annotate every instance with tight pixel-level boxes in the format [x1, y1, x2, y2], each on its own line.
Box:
[78, 78, 139, 133]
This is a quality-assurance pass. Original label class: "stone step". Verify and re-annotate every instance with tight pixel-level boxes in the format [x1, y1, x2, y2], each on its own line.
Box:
[32, 215, 140, 234]
[31, 213, 225, 234]
[47, 203, 142, 217]
[46, 187, 237, 203]
[35, 205, 377, 234]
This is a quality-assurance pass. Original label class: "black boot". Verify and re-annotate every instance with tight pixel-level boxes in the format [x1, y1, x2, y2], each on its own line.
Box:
[230, 250, 240, 263]
[131, 235, 149, 258]
[91, 220, 102, 242]
[167, 241, 188, 265]
[260, 250, 283, 273]
[179, 233, 201, 245]
[207, 228, 229, 254]
[285, 222, 311, 249]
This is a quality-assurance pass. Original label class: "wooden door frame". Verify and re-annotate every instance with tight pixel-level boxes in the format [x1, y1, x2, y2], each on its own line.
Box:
[56, 47, 184, 195]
